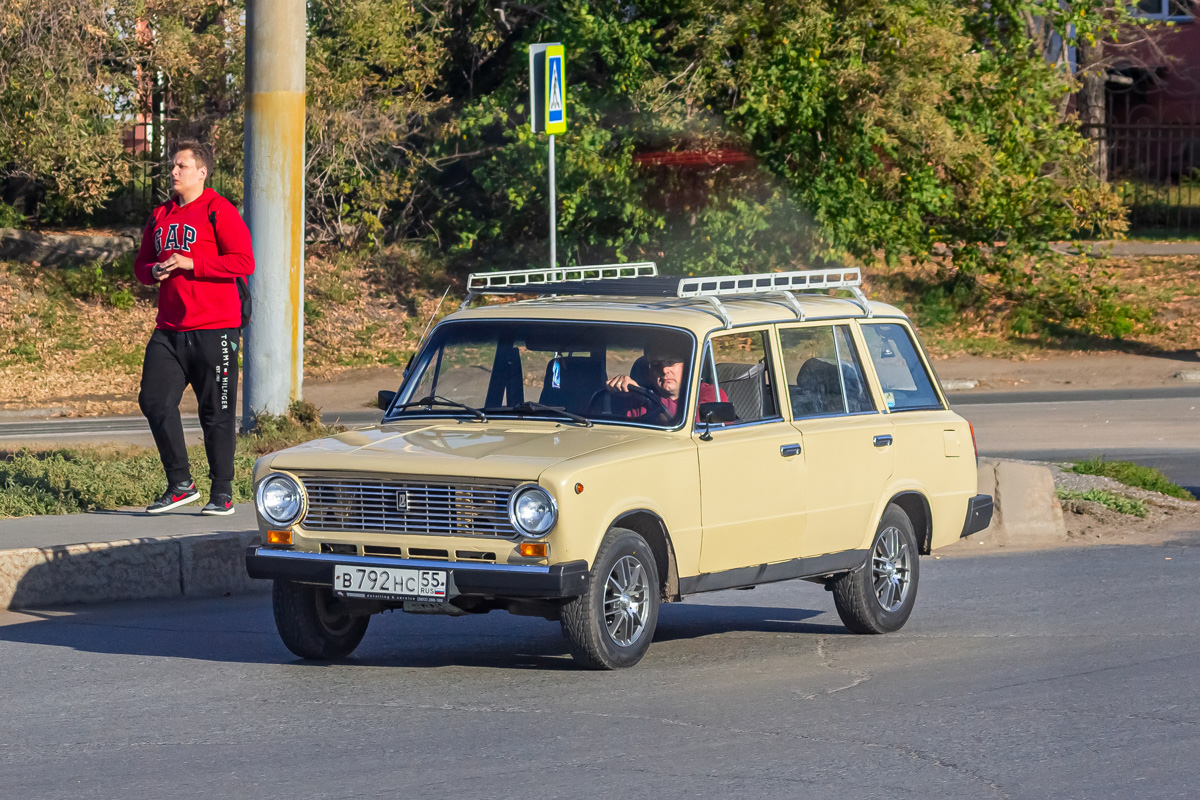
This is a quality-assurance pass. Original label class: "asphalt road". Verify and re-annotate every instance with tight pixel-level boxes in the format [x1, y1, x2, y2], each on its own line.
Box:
[953, 392, 1200, 494]
[5, 388, 1198, 493]
[1, 538, 1198, 799]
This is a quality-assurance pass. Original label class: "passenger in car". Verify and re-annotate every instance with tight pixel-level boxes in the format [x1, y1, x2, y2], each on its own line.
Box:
[606, 341, 727, 422]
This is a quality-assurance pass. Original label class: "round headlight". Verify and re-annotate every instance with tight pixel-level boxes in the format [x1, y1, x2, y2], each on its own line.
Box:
[508, 485, 557, 537]
[257, 474, 304, 526]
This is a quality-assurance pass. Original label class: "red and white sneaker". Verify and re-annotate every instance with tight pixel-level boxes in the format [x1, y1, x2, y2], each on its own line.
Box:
[201, 494, 235, 516]
[146, 481, 200, 514]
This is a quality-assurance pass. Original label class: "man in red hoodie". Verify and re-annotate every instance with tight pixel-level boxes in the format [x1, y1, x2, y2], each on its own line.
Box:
[134, 140, 255, 516]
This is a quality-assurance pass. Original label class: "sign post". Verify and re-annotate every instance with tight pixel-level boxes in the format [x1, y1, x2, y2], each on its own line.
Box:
[529, 43, 566, 269]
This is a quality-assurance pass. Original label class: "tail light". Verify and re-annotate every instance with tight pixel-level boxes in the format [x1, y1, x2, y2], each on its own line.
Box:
[969, 422, 979, 459]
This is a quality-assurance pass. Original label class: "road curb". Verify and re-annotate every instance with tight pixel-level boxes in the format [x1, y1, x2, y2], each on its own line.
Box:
[965, 458, 1067, 547]
[0, 458, 1066, 610]
[0, 530, 269, 610]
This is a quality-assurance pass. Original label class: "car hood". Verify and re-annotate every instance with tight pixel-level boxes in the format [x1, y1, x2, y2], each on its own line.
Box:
[264, 420, 654, 481]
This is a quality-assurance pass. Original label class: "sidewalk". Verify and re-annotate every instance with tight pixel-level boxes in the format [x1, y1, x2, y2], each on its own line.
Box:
[0, 504, 266, 610]
[932, 351, 1200, 393]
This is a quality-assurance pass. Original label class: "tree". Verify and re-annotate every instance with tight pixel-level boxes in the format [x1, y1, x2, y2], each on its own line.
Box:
[0, 0, 131, 221]
[432, 0, 1127, 283]
[305, 0, 452, 244]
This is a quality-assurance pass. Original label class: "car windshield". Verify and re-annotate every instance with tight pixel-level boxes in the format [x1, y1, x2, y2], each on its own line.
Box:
[388, 320, 696, 428]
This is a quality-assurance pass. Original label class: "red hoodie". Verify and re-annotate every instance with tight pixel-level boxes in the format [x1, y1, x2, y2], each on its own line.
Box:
[134, 188, 255, 331]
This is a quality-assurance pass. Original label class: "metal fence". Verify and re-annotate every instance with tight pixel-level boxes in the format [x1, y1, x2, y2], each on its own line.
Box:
[1083, 123, 1200, 233]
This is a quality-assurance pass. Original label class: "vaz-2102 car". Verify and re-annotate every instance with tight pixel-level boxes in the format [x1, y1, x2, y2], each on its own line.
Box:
[246, 264, 993, 669]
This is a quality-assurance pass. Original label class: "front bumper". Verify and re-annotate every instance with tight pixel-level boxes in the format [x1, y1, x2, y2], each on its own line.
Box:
[245, 547, 590, 599]
[960, 494, 994, 538]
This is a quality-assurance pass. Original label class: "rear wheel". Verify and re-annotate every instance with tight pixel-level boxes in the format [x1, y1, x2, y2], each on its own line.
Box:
[832, 505, 920, 634]
[561, 528, 660, 669]
[273, 580, 370, 660]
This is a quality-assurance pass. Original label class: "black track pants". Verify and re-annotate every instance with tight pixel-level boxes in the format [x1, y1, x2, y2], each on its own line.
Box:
[138, 328, 240, 496]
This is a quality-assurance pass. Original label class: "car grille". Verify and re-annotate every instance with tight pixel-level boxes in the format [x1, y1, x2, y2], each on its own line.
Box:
[300, 477, 520, 538]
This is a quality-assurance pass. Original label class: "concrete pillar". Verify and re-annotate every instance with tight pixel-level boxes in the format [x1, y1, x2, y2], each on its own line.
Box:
[242, 0, 305, 427]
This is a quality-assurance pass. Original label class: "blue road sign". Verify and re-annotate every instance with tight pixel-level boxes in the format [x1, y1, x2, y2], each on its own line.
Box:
[547, 51, 565, 131]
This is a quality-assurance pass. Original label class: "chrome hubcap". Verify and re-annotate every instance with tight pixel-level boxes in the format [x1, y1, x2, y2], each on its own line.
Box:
[603, 555, 650, 647]
[871, 526, 912, 612]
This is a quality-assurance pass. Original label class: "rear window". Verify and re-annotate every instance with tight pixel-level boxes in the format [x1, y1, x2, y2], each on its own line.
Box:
[859, 323, 942, 412]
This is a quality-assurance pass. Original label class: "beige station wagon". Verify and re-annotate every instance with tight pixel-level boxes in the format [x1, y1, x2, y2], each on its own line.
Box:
[246, 264, 992, 668]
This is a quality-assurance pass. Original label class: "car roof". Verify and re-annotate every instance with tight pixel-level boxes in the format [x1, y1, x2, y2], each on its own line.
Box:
[442, 294, 910, 338]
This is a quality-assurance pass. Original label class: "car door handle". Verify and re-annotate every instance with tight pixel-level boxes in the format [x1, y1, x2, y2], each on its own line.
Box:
[873, 434, 893, 447]
[780, 443, 802, 457]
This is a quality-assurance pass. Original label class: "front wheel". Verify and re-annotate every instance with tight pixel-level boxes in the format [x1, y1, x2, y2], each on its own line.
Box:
[560, 528, 661, 669]
[272, 580, 370, 660]
[832, 505, 920, 634]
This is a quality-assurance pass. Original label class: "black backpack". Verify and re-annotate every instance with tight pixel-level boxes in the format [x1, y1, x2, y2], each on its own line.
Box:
[209, 209, 252, 329]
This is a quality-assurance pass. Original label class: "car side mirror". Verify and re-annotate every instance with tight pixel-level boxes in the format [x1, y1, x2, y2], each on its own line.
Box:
[378, 390, 396, 412]
[697, 401, 736, 441]
[698, 402, 736, 423]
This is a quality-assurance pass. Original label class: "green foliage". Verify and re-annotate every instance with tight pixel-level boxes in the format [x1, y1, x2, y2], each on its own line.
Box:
[0, 402, 343, 517]
[242, 400, 343, 455]
[0, 0, 1148, 329]
[0, 202, 27, 228]
[301, 0, 452, 244]
[1070, 457, 1195, 500]
[1056, 488, 1148, 518]
[0, 0, 131, 221]
[0, 447, 172, 516]
[121, 0, 247, 200]
[45, 254, 144, 309]
[432, 0, 1128, 290]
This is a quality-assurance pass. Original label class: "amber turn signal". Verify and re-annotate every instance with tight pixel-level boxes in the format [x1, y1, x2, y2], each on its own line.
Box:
[519, 541, 549, 558]
[574, 483, 584, 494]
[266, 530, 293, 545]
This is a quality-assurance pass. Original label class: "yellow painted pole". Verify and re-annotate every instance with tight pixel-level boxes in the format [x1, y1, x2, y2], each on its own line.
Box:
[242, 0, 305, 426]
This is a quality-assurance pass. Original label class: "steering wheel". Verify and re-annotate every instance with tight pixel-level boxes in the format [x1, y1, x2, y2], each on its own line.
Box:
[586, 384, 672, 423]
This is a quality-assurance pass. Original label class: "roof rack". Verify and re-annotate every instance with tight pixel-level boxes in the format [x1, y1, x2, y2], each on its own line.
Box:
[462, 262, 658, 308]
[460, 264, 871, 326]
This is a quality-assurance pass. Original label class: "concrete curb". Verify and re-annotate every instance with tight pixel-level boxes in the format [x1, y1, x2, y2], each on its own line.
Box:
[965, 458, 1067, 547]
[0, 530, 268, 610]
[0, 457, 1066, 610]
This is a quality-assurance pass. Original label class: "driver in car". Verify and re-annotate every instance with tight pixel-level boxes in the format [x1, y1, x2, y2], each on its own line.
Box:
[606, 341, 727, 422]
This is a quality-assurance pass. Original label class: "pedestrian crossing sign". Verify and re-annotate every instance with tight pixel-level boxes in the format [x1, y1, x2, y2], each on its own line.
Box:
[546, 45, 566, 133]
[528, 43, 567, 134]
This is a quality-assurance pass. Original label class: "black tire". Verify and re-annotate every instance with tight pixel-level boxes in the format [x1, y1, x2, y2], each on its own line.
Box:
[561, 528, 661, 670]
[272, 580, 370, 660]
[832, 505, 920, 634]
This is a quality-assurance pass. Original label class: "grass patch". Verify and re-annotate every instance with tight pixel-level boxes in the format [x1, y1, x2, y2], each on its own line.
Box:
[1056, 488, 1148, 518]
[78, 341, 145, 374]
[0, 402, 343, 517]
[1070, 456, 1195, 500]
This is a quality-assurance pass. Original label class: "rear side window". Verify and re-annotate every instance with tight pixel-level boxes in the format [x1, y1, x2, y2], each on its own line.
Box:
[780, 325, 874, 418]
[860, 323, 942, 411]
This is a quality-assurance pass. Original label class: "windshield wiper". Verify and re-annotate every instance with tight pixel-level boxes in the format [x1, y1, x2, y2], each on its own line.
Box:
[508, 401, 593, 427]
[390, 395, 487, 422]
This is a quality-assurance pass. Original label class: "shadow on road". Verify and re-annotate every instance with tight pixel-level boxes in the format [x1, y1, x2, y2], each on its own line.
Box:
[0, 593, 844, 670]
[654, 602, 837, 641]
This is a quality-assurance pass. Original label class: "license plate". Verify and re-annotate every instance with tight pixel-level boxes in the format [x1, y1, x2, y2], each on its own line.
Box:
[333, 565, 447, 601]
